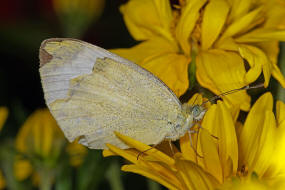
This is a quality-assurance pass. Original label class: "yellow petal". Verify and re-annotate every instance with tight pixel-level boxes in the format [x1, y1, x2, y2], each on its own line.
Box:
[227, 0, 252, 23]
[201, 0, 229, 50]
[276, 101, 285, 126]
[41, 111, 55, 157]
[16, 109, 65, 158]
[180, 130, 198, 162]
[141, 53, 190, 97]
[153, 0, 173, 30]
[251, 111, 276, 176]
[0, 170, 6, 189]
[175, 154, 220, 190]
[0, 107, 8, 132]
[236, 29, 285, 43]
[122, 164, 182, 190]
[120, 0, 173, 41]
[14, 159, 33, 181]
[102, 149, 116, 157]
[220, 177, 269, 190]
[222, 6, 264, 39]
[201, 102, 238, 181]
[110, 37, 178, 64]
[272, 63, 285, 88]
[196, 49, 250, 111]
[238, 45, 272, 87]
[175, 0, 207, 55]
[239, 92, 275, 176]
[215, 37, 239, 51]
[257, 42, 279, 65]
[66, 140, 88, 167]
[265, 101, 285, 178]
[256, 41, 285, 87]
[263, 1, 285, 28]
[114, 132, 175, 166]
[106, 143, 140, 165]
[198, 129, 223, 183]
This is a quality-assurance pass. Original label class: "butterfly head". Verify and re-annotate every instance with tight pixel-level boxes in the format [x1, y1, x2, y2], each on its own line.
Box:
[190, 105, 206, 121]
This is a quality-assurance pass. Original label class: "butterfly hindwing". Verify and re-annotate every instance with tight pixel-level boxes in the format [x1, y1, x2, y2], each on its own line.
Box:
[40, 38, 182, 149]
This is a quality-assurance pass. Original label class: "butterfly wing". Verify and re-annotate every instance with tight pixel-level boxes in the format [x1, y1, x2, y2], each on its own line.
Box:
[39, 38, 182, 149]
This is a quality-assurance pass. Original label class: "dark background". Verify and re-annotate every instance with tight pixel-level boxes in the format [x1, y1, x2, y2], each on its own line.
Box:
[0, 0, 136, 131]
[0, 1, 165, 190]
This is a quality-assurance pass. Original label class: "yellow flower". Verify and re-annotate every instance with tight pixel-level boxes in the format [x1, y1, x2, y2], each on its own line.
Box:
[52, 0, 105, 37]
[0, 107, 8, 190]
[16, 109, 65, 159]
[66, 139, 88, 167]
[0, 107, 8, 132]
[15, 109, 66, 182]
[14, 109, 87, 182]
[0, 171, 5, 190]
[111, 0, 285, 111]
[103, 92, 285, 189]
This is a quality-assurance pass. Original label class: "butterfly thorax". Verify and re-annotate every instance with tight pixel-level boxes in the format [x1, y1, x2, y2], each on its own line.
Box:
[164, 103, 206, 141]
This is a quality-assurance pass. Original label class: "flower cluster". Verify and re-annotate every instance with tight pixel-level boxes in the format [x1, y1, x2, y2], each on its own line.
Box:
[104, 93, 285, 189]
[112, 0, 285, 111]
[104, 0, 285, 189]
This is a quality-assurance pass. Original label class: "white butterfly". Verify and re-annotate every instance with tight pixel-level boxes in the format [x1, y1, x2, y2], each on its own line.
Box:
[39, 38, 208, 149]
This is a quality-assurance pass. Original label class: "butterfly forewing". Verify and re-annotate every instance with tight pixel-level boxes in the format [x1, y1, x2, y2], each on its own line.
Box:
[40, 38, 183, 149]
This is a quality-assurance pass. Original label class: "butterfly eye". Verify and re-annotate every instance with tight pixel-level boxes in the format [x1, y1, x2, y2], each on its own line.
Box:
[175, 124, 181, 129]
[192, 105, 201, 117]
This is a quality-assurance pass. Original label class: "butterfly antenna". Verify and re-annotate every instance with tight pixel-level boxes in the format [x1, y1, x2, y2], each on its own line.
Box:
[201, 83, 264, 106]
[191, 94, 200, 106]
[137, 146, 154, 160]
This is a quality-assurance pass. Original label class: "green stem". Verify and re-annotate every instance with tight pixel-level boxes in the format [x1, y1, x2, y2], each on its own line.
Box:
[188, 49, 197, 90]
[277, 42, 285, 101]
[105, 161, 124, 190]
[38, 168, 53, 190]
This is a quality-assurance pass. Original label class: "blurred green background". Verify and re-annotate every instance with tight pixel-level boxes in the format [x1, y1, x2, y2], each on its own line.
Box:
[0, 0, 165, 189]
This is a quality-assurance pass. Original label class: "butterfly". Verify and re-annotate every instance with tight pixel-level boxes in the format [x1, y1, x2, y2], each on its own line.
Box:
[40, 38, 261, 149]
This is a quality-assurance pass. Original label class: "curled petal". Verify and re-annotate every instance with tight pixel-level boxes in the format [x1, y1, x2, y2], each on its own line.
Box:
[196, 50, 250, 111]
[272, 64, 285, 88]
[238, 45, 272, 87]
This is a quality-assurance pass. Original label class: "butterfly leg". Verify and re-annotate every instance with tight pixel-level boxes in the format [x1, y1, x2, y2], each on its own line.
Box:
[187, 130, 203, 158]
[137, 146, 154, 160]
[168, 140, 175, 155]
[196, 123, 219, 140]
